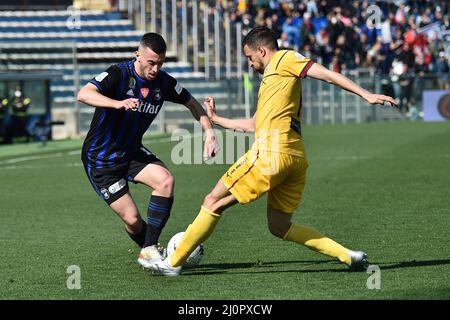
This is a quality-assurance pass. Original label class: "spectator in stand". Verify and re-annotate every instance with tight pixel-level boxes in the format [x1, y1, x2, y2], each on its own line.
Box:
[356, 32, 371, 68]
[442, 15, 450, 31]
[413, 34, 432, 74]
[239, 0, 448, 84]
[282, 16, 301, 50]
[270, 13, 282, 37]
[434, 51, 450, 90]
[393, 41, 415, 113]
[306, 0, 319, 17]
[326, 12, 344, 48]
[317, 29, 334, 67]
[278, 31, 294, 49]
[254, 7, 267, 26]
[296, 2, 307, 18]
[306, 34, 322, 61]
[300, 12, 315, 46]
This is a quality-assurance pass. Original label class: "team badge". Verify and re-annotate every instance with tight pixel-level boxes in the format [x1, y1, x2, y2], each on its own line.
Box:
[100, 188, 110, 200]
[128, 77, 136, 89]
[153, 88, 161, 101]
[141, 88, 149, 98]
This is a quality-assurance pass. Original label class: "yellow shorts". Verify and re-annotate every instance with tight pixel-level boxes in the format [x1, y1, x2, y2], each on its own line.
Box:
[221, 149, 308, 213]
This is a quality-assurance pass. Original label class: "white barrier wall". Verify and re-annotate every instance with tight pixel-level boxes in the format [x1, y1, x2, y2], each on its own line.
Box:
[423, 90, 450, 122]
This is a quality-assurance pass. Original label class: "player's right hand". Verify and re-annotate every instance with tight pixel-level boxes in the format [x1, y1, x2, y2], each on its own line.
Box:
[114, 98, 139, 110]
[204, 97, 217, 120]
[364, 93, 398, 108]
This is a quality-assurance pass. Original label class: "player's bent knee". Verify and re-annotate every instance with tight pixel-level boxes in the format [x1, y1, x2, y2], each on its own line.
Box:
[203, 193, 219, 210]
[268, 220, 291, 239]
[123, 215, 141, 230]
[156, 174, 175, 195]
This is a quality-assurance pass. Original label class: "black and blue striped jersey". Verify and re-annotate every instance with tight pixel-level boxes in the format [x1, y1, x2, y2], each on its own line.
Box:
[82, 59, 191, 169]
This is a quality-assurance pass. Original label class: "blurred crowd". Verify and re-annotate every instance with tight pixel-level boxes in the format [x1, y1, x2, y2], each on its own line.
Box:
[221, 0, 449, 75]
[214, 0, 449, 113]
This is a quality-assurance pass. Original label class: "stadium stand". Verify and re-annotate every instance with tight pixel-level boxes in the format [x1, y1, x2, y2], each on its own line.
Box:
[0, 8, 228, 137]
[1, 1, 448, 138]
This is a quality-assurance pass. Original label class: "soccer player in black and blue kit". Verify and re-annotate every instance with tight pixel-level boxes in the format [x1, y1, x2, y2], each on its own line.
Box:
[77, 33, 219, 269]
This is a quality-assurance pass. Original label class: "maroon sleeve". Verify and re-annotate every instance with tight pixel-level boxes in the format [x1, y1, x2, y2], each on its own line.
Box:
[299, 61, 315, 78]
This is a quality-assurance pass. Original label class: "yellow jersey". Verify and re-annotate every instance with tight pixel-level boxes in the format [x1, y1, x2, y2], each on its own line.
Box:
[252, 49, 314, 158]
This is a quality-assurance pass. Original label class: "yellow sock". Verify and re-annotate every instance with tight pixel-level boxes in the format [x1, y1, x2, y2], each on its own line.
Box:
[170, 206, 221, 267]
[283, 223, 351, 265]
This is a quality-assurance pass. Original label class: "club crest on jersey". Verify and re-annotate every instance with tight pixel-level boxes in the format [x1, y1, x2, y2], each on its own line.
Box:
[128, 77, 136, 89]
[141, 88, 149, 98]
[153, 88, 161, 101]
[100, 188, 110, 200]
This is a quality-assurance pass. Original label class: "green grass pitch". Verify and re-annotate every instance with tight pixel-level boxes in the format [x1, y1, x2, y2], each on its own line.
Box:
[0, 121, 449, 299]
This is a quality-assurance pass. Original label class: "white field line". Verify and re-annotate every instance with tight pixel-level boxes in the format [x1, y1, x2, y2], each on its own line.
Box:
[0, 133, 202, 166]
[3, 153, 450, 171]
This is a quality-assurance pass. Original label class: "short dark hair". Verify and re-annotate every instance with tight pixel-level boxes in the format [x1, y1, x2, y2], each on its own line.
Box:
[242, 26, 279, 51]
[140, 32, 167, 54]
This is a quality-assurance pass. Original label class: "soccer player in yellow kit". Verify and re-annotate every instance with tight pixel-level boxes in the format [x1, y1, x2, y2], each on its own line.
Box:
[148, 26, 397, 276]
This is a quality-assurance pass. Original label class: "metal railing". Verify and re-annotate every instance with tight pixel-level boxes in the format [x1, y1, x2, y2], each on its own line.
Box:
[130, 0, 247, 79]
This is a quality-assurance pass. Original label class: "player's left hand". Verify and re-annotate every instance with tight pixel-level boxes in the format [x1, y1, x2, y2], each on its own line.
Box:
[204, 97, 217, 122]
[204, 131, 220, 161]
[364, 93, 398, 107]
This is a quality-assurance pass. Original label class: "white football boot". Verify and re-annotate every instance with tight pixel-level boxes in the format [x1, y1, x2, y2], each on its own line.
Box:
[138, 245, 165, 270]
[149, 256, 182, 276]
[348, 250, 369, 271]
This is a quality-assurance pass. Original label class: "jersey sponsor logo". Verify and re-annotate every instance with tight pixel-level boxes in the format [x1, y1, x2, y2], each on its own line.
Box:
[141, 88, 150, 98]
[294, 52, 306, 60]
[153, 88, 161, 101]
[438, 94, 450, 119]
[100, 188, 110, 200]
[174, 81, 183, 95]
[128, 77, 136, 89]
[108, 178, 126, 195]
[226, 156, 246, 178]
[126, 89, 134, 96]
[134, 101, 161, 114]
[95, 72, 109, 82]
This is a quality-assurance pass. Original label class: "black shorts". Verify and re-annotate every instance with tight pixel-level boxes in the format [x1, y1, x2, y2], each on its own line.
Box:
[82, 146, 162, 205]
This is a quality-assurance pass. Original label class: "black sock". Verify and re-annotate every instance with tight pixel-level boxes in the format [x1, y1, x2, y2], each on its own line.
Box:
[126, 219, 147, 248]
[144, 195, 173, 248]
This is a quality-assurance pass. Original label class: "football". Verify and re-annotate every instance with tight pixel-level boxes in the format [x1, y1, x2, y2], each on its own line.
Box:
[167, 232, 204, 268]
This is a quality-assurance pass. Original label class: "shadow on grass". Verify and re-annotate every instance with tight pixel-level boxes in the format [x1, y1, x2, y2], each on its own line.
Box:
[183, 259, 350, 276]
[182, 258, 450, 276]
[376, 259, 450, 270]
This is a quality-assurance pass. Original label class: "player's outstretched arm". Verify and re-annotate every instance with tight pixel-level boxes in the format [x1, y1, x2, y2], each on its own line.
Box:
[204, 97, 255, 133]
[306, 63, 398, 107]
[77, 83, 138, 110]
